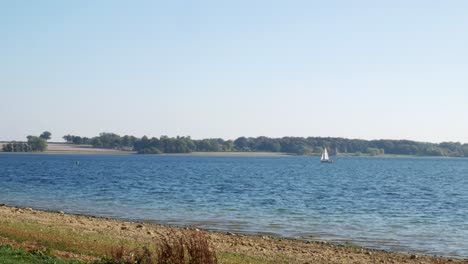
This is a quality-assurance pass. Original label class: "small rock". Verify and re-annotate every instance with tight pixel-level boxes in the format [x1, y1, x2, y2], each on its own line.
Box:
[365, 251, 372, 255]
[226, 232, 235, 235]
[121, 226, 128, 230]
[136, 224, 143, 228]
[0, 203, 6, 206]
[262, 236, 269, 240]
[147, 231, 152, 235]
[410, 254, 417, 259]
[59, 211, 65, 214]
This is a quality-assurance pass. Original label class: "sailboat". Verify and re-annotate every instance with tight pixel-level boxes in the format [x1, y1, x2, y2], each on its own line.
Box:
[320, 148, 334, 163]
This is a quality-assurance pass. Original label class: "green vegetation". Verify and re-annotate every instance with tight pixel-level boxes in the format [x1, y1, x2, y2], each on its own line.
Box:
[62, 132, 468, 157]
[366, 147, 385, 156]
[2, 132, 49, 152]
[27, 136, 48, 152]
[0, 219, 133, 257]
[0, 245, 277, 264]
[40, 131, 52, 141]
[0, 244, 276, 264]
[1, 142, 31, 152]
[0, 245, 83, 264]
[0, 219, 277, 264]
[63, 135, 93, 145]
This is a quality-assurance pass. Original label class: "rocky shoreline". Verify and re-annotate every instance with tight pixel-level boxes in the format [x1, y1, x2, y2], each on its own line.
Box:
[0, 204, 466, 264]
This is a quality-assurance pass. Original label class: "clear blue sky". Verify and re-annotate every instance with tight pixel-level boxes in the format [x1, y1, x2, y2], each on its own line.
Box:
[1, 1, 467, 143]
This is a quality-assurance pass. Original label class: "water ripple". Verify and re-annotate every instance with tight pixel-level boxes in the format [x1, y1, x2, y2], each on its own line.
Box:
[0, 154, 467, 257]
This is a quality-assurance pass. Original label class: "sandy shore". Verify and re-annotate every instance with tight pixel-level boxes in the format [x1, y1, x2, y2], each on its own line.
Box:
[45, 143, 135, 154]
[0, 205, 465, 263]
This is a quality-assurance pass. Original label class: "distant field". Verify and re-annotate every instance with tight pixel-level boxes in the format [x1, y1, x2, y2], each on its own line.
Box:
[46, 143, 135, 154]
[0, 143, 135, 155]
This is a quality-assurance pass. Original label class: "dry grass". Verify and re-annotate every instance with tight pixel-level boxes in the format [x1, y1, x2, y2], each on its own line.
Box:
[107, 230, 217, 264]
[183, 230, 217, 264]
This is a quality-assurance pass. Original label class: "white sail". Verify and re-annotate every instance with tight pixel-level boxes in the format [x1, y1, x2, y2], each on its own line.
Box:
[323, 148, 328, 160]
[320, 147, 334, 163]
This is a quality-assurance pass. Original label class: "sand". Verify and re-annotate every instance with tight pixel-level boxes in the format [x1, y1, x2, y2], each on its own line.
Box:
[45, 143, 134, 154]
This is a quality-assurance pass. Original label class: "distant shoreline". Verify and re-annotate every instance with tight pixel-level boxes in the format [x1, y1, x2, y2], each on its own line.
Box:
[1, 142, 466, 158]
[0, 142, 289, 156]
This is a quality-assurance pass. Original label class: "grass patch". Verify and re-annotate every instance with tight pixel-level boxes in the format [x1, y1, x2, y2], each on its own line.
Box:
[0, 219, 281, 264]
[343, 243, 363, 249]
[0, 244, 85, 264]
[0, 220, 134, 257]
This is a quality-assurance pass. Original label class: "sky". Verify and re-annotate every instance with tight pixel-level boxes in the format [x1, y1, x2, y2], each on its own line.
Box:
[1, 1, 467, 143]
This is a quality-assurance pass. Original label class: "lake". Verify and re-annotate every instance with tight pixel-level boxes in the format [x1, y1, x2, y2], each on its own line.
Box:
[0, 154, 467, 257]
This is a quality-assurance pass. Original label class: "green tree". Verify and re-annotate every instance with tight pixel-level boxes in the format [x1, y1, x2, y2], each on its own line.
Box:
[234, 137, 250, 151]
[97, 132, 121, 148]
[366, 147, 384, 156]
[223, 140, 235, 151]
[121, 135, 132, 147]
[91, 137, 103, 147]
[72, 136, 83, 144]
[40, 131, 52, 141]
[28, 136, 47, 152]
[314, 146, 323, 154]
[2, 143, 12, 152]
[63, 134, 73, 142]
[462, 144, 468, 157]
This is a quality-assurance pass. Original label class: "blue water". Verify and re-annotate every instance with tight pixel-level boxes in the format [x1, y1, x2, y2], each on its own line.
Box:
[1, 154, 467, 257]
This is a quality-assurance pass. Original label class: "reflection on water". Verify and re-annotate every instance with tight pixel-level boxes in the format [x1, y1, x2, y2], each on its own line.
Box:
[0, 154, 468, 257]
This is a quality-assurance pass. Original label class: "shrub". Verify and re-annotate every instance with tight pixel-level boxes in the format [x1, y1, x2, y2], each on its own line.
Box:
[105, 230, 217, 264]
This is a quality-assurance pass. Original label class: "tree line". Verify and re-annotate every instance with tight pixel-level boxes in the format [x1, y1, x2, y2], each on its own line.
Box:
[62, 132, 468, 157]
[2, 132, 51, 152]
